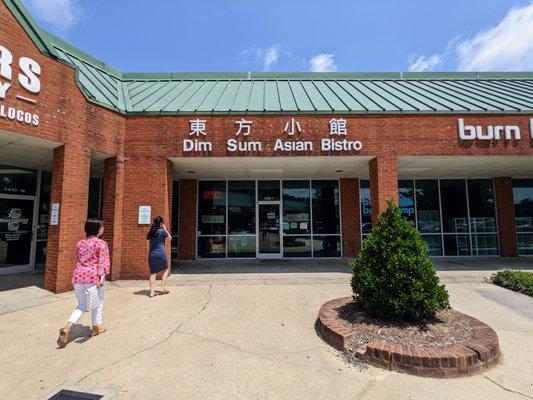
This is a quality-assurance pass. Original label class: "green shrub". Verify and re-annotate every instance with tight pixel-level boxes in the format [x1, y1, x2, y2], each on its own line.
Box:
[490, 270, 533, 297]
[350, 201, 450, 322]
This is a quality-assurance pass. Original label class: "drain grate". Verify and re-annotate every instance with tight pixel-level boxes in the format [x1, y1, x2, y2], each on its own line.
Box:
[48, 389, 103, 400]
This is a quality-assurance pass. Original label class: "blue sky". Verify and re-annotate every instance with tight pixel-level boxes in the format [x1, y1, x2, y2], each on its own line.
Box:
[21, 0, 533, 73]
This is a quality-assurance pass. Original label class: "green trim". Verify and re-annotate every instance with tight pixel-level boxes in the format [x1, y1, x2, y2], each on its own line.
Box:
[3, 0, 533, 115]
[3, 0, 56, 56]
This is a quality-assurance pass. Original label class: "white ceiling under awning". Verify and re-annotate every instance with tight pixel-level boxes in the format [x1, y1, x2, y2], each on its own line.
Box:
[399, 156, 533, 179]
[170, 156, 373, 179]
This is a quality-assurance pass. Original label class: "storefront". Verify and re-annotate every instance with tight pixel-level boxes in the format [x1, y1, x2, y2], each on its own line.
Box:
[0, 0, 532, 292]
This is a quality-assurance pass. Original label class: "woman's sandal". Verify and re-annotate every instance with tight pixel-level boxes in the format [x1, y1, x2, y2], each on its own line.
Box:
[91, 326, 107, 337]
[149, 292, 157, 298]
[56, 328, 69, 348]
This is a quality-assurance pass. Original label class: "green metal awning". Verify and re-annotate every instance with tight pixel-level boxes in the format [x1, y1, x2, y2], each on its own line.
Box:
[4, 0, 533, 116]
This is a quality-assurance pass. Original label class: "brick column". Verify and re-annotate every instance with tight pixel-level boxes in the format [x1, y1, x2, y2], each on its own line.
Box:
[179, 179, 197, 260]
[45, 145, 90, 293]
[369, 156, 398, 226]
[494, 177, 518, 257]
[340, 178, 361, 258]
[121, 158, 174, 279]
[101, 156, 125, 280]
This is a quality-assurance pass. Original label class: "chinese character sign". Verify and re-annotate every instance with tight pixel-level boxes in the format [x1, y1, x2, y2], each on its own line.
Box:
[329, 118, 347, 135]
[235, 119, 252, 136]
[284, 118, 302, 136]
[189, 119, 207, 136]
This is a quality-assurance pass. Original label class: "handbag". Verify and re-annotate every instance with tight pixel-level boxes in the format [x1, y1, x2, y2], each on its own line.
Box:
[84, 285, 101, 311]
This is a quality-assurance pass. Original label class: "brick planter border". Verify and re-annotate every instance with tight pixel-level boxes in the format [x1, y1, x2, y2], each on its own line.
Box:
[317, 297, 500, 378]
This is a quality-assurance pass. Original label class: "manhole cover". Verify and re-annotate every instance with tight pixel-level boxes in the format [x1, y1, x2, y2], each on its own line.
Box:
[48, 390, 103, 400]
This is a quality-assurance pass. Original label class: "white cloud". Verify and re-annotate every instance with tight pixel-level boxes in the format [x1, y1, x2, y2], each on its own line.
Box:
[259, 44, 281, 71]
[457, 3, 533, 71]
[239, 44, 282, 71]
[309, 53, 337, 72]
[26, 0, 83, 32]
[408, 54, 443, 72]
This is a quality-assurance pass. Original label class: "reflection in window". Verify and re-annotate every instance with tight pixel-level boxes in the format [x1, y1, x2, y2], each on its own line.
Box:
[258, 180, 280, 201]
[443, 234, 470, 256]
[312, 180, 340, 234]
[422, 235, 443, 256]
[513, 179, 533, 255]
[283, 181, 310, 235]
[313, 236, 341, 257]
[360, 180, 372, 235]
[198, 181, 226, 235]
[228, 181, 255, 234]
[198, 236, 226, 258]
[0, 164, 37, 196]
[283, 236, 311, 257]
[416, 180, 441, 234]
[440, 180, 469, 234]
[468, 180, 497, 233]
[228, 236, 256, 258]
[398, 180, 415, 225]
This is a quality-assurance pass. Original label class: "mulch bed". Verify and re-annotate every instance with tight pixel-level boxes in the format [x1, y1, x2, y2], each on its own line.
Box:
[336, 300, 474, 349]
[316, 296, 501, 378]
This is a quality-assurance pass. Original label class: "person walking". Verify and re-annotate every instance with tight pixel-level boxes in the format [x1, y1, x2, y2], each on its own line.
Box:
[57, 219, 110, 348]
[147, 216, 171, 298]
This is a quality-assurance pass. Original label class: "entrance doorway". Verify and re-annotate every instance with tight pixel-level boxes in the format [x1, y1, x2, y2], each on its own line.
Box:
[258, 203, 281, 259]
[0, 196, 35, 274]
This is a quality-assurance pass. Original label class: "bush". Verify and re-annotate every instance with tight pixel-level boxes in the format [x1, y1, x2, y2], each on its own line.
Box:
[490, 270, 533, 297]
[350, 201, 450, 322]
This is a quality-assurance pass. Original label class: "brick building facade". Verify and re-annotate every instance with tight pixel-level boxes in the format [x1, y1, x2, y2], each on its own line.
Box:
[0, 0, 532, 292]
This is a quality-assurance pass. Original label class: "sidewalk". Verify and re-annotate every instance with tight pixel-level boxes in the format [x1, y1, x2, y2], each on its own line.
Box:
[0, 264, 532, 399]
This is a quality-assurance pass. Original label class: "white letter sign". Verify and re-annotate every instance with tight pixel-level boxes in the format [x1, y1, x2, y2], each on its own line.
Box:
[50, 203, 60, 226]
[138, 205, 152, 225]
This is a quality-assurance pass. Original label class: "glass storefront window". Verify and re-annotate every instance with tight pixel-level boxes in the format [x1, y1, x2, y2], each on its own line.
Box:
[228, 181, 255, 234]
[312, 180, 340, 234]
[443, 234, 470, 256]
[283, 236, 311, 258]
[398, 180, 415, 225]
[313, 236, 341, 258]
[472, 234, 498, 256]
[422, 235, 443, 256]
[37, 171, 51, 241]
[360, 180, 372, 235]
[513, 179, 533, 255]
[468, 180, 497, 233]
[198, 181, 226, 235]
[198, 236, 226, 258]
[440, 180, 469, 234]
[228, 236, 256, 258]
[0, 164, 37, 196]
[258, 180, 280, 201]
[416, 180, 441, 234]
[283, 181, 310, 235]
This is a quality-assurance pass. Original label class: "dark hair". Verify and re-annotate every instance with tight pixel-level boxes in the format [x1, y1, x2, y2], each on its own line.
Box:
[85, 218, 103, 237]
[147, 216, 164, 240]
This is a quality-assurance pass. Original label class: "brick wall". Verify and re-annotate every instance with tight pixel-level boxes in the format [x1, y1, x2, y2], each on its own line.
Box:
[179, 179, 197, 261]
[494, 177, 519, 257]
[369, 156, 399, 225]
[1, 0, 533, 292]
[340, 178, 361, 258]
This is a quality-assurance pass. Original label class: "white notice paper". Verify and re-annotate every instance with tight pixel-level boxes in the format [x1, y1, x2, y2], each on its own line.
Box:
[138, 205, 152, 225]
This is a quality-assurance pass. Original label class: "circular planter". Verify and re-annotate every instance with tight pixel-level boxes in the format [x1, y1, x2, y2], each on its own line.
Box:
[317, 297, 500, 378]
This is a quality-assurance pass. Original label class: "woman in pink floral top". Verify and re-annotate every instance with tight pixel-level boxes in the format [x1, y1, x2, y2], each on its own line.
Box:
[57, 219, 110, 347]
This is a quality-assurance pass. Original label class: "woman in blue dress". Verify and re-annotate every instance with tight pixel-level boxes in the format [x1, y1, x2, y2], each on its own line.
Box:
[146, 216, 171, 298]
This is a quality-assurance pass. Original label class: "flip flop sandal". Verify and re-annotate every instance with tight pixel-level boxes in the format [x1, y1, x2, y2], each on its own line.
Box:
[149, 292, 157, 298]
[91, 327, 107, 337]
[57, 329, 69, 348]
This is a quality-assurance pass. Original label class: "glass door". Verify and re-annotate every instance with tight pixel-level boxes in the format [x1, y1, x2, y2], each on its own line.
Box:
[258, 203, 281, 259]
[0, 197, 35, 274]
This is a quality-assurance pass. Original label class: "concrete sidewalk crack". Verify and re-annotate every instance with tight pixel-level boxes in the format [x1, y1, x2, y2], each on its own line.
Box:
[75, 285, 213, 385]
[484, 375, 533, 399]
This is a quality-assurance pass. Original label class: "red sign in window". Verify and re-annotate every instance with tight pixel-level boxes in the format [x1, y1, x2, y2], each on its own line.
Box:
[202, 190, 223, 200]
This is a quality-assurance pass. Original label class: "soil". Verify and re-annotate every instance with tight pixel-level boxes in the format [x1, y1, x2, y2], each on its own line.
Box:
[336, 299, 474, 350]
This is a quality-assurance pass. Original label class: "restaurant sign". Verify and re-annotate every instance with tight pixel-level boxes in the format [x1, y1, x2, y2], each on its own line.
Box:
[183, 118, 363, 154]
[458, 118, 533, 141]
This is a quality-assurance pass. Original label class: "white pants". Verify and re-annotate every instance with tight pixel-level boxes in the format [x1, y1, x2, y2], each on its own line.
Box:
[68, 283, 105, 326]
